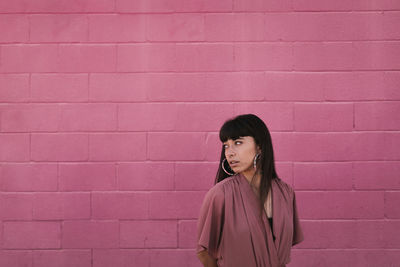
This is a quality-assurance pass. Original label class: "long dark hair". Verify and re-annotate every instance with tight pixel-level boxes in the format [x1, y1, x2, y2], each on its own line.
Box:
[215, 114, 280, 217]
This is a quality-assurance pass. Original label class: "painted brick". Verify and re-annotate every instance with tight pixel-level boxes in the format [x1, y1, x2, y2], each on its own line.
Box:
[0, 15, 29, 42]
[89, 73, 147, 102]
[3, 221, 60, 249]
[293, 0, 353, 11]
[31, 74, 88, 102]
[234, 0, 292, 11]
[116, 0, 232, 12]
[149, 191, 205, 219]
[265, 12, 385, 41]
[147, 133, 207, 161]
[294, 162, 353, 190]
[23, 0, 115, 12]
[297, 191, 384, 219]
[147, 14, 204, 41]
[263, 72, 324, 101]
[117, 44, 176, 72]
[0, 45, 59, 73]
[58, 45, 117, 72]
[234, 43, 292, 71]
[62, 221, 119, 248]
[383, 220, 400, 248]
[175, 162, 218, 191]
[172, 0, 232, 12]
[117, 162, 174, 191]
[0, 134, 30, 161]
[384, 71, 400, 100]
[204, 133, 221, 161]
[31, 133, 88, 161]
[0, 0, 28, 12]
[175, 44, 234, 72]
[277, 163, 294, 186]
[0, 250, 33, 267]
[146, 73, 195, 101]
[118, 103, 179, 131]
[147, 72, 267, 102]
[89, 14, 146, 42]
[149, 249, 200, 267]
[178, 220, 197, 248]
[354, 162, 400, 190]
[350, 132, 400, 161]
[383, 11, 400, 39]
[293, 42, 355, 71]
[300, 220, 386, 248]
[293, 0, 400, 11]
[385, 192, 400, 218]
[33, 250, 91, 267]
[30, 15, 88, 42]
[174, 103, 234, 131]
[271, 132, 354, 161]
[33, 192, 91, 220]
[1, 104, 60, 132]
[0, 74, 30, 102]
[294, 103, 354, 132]
[115, 0, 175, 12]
[323, 72, 396, 101]
[353, 42, 400, 70]
[292, 249, 400, 267]
[59, 163, 116, 191]
[0, 163, 57, 192]
[89, 133, 146, 161]
[93, 249, 150, 267]
[92, 192, 149, 219]
[0, 193, 33, 220]
[355, 102, 400, 130]
[205, 13, 265, 41]
[59, 103, 117, 131]
[120, 220, 177, 248]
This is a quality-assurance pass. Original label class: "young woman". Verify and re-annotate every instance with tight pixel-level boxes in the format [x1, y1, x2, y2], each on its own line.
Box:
[196, 114, 304, 267]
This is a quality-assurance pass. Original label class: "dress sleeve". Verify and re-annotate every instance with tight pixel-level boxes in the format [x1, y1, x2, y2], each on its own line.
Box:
[292, 190, 304, 246]
[196, 185, 225, 259]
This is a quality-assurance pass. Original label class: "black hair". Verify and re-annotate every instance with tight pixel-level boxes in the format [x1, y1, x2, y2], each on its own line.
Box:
[216, 114, 280, 217]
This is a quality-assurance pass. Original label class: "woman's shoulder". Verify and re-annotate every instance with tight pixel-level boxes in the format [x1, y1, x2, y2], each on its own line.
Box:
[203, 175, 237, 199]
[208, 176, 235, 192]
[273, 177, 295, 196]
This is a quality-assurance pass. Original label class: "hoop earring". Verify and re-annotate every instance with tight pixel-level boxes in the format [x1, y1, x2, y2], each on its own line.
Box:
[253, 153, 260, 170]
[222, 158, 235, 176]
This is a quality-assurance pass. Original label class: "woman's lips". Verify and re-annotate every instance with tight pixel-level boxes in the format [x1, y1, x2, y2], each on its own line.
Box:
[230, 161, 239, 167]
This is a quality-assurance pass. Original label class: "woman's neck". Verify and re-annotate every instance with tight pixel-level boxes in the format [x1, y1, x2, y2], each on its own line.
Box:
[241, 170, 261, 189]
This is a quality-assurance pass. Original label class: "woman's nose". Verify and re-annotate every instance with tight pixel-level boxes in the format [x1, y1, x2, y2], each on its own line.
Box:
[225, 147, 235, 157]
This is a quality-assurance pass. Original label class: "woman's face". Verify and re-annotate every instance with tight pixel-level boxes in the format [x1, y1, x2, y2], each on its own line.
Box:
[223, 136, 261, 175]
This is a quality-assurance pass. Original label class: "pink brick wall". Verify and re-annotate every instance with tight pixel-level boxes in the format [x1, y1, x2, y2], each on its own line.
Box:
[0, 0, 399, 266]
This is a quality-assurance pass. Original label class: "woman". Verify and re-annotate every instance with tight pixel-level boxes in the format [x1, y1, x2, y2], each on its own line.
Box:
[196, 114, 304, 267]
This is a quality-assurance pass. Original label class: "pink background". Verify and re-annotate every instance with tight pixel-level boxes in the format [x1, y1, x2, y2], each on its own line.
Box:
[1, 0, 400, 266]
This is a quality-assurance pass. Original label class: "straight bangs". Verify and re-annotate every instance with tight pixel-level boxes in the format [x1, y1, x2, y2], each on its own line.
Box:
[219, 119, 254, 143]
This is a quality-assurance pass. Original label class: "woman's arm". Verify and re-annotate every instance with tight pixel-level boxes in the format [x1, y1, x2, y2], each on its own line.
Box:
[197, 249, 218, 267]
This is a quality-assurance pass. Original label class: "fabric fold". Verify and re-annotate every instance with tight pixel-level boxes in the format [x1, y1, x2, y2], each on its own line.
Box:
[196, 173, 304, 267]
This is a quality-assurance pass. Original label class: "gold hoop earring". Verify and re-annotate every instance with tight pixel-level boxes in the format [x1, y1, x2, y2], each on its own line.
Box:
[253, 153, 260, 170]
[222, 158, 235, 176]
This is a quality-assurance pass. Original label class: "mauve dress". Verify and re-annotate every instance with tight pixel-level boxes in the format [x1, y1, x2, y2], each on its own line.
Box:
[196, 173, 304, 267]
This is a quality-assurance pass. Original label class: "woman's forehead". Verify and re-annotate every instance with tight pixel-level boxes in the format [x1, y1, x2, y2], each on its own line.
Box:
[224, 136, 252, 142]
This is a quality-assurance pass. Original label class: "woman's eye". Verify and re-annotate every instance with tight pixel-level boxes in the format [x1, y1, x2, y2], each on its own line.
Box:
[223, 141, 241, 148]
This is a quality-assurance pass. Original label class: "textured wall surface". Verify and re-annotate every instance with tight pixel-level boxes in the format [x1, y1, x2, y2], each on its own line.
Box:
[0, 0, 400, 266]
